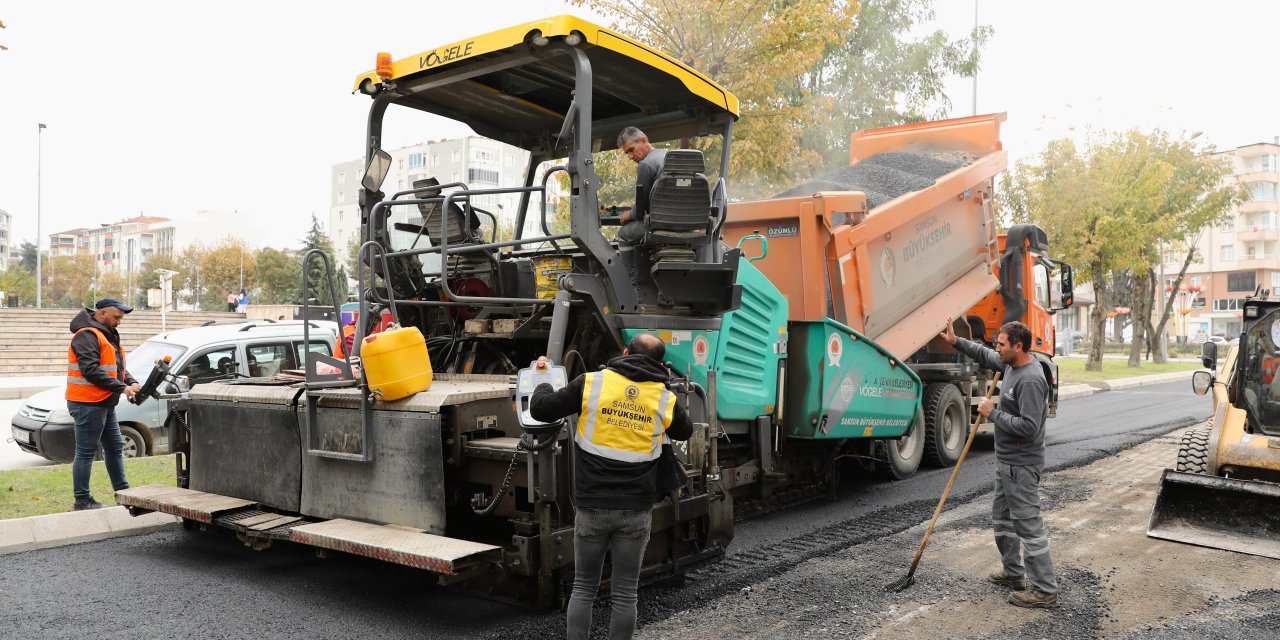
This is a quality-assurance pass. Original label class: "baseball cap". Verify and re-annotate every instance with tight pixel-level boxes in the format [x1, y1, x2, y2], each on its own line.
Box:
[95, 298, 134, 314]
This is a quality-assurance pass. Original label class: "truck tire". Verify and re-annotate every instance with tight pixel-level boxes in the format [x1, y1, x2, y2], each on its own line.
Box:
[1175, 423, 1212, 474]
[875, 419, 925, 480]
[922, 383, 967, 467]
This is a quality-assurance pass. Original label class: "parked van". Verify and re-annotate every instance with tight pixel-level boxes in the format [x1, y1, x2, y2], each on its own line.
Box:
[10, 320, 339, 463]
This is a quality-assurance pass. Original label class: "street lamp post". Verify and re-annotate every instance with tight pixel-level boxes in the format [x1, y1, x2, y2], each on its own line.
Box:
[36, 123, 46, 309]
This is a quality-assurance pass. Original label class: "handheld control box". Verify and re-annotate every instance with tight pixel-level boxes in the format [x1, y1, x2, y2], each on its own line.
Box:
[515, 358, 568, 434]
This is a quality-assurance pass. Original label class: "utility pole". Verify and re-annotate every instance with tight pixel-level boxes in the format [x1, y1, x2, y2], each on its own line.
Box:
[127, 237, 134, 305]
[36, 123, 45, 308]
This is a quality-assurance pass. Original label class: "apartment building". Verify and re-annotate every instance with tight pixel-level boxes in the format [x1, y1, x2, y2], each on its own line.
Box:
[0, 208, 10, 271]
[1161, 140, 1280, 342]
[48, 228, 89, 258]
[329, 136, 534, 269]
[46, 210, 277, 278]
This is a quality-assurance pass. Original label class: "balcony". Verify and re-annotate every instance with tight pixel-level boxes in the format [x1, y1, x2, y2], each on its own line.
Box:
[1237, 254, 1278, 270]
[1240, 200, 1277, 213]
[1238, 226, 1280, 242]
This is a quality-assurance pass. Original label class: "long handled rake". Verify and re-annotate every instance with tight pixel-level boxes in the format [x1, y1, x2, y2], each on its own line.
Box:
[886, 372, 1001, 593]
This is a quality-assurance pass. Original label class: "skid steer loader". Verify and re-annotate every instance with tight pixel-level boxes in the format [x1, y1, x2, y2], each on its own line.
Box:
[1147, 296, 1280, 559]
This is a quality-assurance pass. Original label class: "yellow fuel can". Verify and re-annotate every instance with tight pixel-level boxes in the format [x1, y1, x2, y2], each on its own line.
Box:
[361, 325, 432, 400]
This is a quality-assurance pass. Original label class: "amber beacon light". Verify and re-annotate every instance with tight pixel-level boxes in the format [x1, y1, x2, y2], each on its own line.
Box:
[376, 52, 393, 79]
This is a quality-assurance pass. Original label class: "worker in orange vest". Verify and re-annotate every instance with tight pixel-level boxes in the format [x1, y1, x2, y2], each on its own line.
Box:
[66, 298, 142, 511]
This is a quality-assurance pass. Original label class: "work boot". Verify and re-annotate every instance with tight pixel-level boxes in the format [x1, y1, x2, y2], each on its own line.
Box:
[987, 570, 1026, 590]
[1008, 589, 1059, 609]
[73, 497, 105, 511]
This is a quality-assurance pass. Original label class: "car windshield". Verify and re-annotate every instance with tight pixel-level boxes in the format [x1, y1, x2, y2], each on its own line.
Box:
[127, 340, 188, 382]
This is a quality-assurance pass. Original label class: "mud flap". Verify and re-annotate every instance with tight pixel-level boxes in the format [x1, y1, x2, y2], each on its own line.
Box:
[1147, 469, 1280, 559]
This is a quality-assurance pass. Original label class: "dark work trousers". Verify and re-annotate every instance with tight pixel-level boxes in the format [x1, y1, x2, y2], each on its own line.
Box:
[567, 507, 652, 640]
[616, 220, 646, 291]
[992, 461, 1059, 594]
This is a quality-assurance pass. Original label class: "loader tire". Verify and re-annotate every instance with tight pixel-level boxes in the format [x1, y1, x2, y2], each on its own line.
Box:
[875, 418, 925, 480]
[922, 383, 967, 467]
[1175, 423, 1212, 474]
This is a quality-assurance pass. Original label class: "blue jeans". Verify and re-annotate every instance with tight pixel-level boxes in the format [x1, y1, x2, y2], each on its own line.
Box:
[68, 401, 129, 501]
[567, 507, 652, 640]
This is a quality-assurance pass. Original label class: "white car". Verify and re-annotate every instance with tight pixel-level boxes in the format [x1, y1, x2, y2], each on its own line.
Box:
[11, 320, 338, 462]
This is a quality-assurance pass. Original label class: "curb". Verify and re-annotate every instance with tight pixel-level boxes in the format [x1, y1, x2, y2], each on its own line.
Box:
[1081, 370, 1195, 391]
[0, 506, 180, 555]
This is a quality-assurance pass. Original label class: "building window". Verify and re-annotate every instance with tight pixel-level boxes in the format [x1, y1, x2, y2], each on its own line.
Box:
[409, 153, 427, 170]
[338, 172, 346, 184]
[1190, 275, 1202, 286]
[1228, 271, 1256, 292]
[452, 150, 461, 162]
[431, 153, 439, 166]
[472, 149, 496, 163]
[1272, 272, 1280, 288]
[468, 168, 499, 185]
[1248, 181, 1277, 201]
[1220, 220, 1233, 233]
[1220, 245, 1234, 261]
[1213, 298, 1246, 311]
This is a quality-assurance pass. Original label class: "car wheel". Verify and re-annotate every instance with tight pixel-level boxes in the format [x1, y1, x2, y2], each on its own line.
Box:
[119, 425, 147, 458]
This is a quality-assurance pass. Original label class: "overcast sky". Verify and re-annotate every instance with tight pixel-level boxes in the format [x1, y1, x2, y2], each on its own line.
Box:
[1, 1, 1275, 251]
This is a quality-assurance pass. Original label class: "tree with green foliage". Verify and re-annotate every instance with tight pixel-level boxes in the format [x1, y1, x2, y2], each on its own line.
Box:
[0, 265, 35, 306]
[300, 215, 348, 306]
[256, 247, 302, 304]
[572, 0, 986, 198]
[1002, 130, 1242, 370]
[19, 241, 37, 273]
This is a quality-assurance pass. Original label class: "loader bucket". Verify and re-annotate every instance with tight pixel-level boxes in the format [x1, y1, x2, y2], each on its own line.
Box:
[1147, 469, 1280, 559]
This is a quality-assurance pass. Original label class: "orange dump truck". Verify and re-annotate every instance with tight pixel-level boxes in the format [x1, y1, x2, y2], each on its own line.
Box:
[724, 113, 1074, 470]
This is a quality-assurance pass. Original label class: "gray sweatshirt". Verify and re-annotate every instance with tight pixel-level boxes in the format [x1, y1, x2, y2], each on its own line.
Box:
[953, 337, 1049, 466]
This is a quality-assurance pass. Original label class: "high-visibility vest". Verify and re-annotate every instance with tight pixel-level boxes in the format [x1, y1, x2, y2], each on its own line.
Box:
[335, 323, 356, 359]
[574, 370, 676, 463]
[66, 327, 124, 403]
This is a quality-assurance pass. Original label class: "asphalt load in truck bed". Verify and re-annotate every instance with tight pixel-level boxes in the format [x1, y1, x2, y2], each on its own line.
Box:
[773, 150, 975, 207]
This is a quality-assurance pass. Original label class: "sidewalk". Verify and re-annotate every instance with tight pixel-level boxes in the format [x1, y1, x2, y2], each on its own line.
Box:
[1058, 369, 1194, 400]
[0, 375, 64, 400]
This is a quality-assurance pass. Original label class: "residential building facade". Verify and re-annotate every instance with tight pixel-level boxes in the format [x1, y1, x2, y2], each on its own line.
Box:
[0, 208, 10, 271]
[329, 136, 535, 271]
[1160, 140, 1280, 342]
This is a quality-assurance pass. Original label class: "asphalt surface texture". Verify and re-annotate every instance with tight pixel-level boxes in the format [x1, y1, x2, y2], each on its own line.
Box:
[0, 380, 1242, 639]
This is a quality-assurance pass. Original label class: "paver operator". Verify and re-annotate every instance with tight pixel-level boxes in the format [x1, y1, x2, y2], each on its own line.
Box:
[66, 298, 140, 511]
[940, 318, 1060, 609]
[615, 126, 668, 291]
[529, 332, 691, 639]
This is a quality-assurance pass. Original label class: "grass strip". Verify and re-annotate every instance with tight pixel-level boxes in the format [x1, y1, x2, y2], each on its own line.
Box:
[1055, 357, 1200, 383]
[1, 455, 176, 519]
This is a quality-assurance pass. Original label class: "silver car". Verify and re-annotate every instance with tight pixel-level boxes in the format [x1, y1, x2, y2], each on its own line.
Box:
[10, 321, 338, 462]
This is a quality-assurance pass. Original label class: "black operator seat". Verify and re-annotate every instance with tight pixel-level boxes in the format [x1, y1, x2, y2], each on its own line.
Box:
[644, 149, 713, 261]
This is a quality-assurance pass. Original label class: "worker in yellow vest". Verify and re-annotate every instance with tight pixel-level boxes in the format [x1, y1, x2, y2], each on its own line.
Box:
[529, 332, 691, 640]
[66, 298, 141, 511]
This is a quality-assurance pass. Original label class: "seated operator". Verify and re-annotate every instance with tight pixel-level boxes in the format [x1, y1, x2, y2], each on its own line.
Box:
[614, 126, 668, 291]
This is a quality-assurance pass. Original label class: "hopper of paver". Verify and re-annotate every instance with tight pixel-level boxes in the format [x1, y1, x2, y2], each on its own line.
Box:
[723, 113, 1007, 359]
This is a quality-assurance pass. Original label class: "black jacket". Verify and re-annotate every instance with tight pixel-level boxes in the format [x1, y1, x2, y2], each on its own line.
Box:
[69, 308, 138, 406]
[530, 353, 692, 510]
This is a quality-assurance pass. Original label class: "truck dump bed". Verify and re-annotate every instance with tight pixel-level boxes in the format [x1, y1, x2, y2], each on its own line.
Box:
[723, 113, 1007, 358]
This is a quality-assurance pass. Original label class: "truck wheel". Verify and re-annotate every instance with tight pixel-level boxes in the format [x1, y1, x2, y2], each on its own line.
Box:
[875, 419, 925, 480]
[922, 383, 967, 467]
[119, 425, 147, 459]
[1175, 423, 1212, 474]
